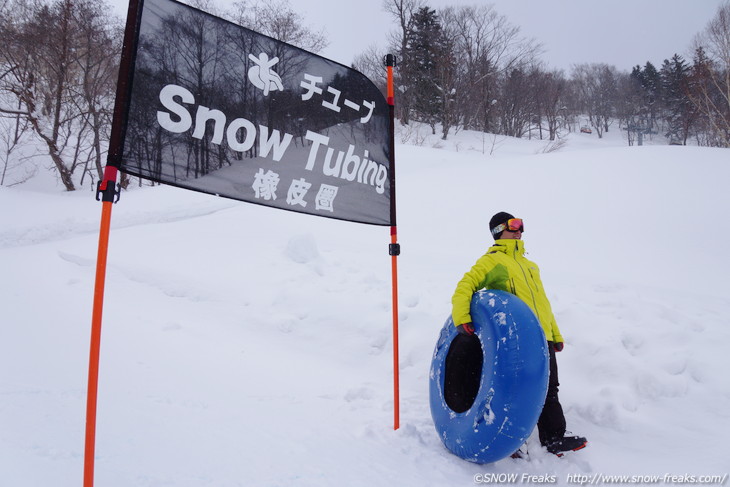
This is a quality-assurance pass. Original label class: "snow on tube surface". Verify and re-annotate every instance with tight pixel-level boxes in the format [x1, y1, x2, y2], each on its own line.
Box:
[429, 290, 549, 464]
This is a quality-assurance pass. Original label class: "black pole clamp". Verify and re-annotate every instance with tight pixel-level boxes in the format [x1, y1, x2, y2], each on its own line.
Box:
[389, 243, 401, 256]
[96, 180, 121, 203]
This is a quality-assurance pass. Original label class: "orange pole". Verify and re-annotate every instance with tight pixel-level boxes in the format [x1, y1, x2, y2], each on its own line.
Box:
[385, 54, 399, 430]
[390, 228, 400, 430]
[83, 0, 139, 482]
[84, 167, 119, 487]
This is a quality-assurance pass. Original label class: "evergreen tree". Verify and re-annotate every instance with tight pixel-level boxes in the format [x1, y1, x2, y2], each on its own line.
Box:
[660, 54, 695, 144]
[641, 62, 660, 126]
[407, 6, 448, 133]
[629, 62, 660, 128]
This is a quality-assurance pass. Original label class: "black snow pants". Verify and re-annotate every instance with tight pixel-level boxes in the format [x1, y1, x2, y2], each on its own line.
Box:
[537, 342, 567, 445]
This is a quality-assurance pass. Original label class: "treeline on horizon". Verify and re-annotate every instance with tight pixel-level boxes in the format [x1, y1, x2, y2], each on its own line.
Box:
[351, 0, 730, 149]
[0, 0, 728, 191]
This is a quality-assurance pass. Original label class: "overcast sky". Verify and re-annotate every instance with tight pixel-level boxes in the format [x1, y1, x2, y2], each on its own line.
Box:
[108, 0, 726, 73]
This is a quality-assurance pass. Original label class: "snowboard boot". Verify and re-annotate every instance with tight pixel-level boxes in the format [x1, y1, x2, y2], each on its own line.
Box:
[545, 435, 587, 456]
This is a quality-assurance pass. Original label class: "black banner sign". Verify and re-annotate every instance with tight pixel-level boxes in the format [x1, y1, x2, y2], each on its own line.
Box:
[119, 0, 392, 225]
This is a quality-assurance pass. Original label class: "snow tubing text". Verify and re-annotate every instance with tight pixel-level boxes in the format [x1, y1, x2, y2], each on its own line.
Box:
[429, 290, 549, 463]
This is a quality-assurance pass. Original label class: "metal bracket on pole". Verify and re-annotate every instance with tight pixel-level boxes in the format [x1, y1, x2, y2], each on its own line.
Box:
[383, 54, 397, 68]
[95, 180, 121, 203]
[95, 164, 121, 203]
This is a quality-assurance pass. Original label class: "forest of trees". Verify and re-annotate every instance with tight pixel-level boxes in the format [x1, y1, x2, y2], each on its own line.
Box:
[356, 0, 730, 148]
[1, 0, 729, 190]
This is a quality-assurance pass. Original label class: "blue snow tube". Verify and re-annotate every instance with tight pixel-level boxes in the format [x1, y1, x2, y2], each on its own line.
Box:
[429, 290, 549, 463]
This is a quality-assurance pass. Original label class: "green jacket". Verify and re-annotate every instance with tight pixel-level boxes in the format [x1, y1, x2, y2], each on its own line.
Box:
[451, 239, 563, 343]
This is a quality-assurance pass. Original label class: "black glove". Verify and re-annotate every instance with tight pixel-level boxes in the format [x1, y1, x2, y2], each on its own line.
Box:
[456, 323, 475, 336]
[553, 342, 564, 352]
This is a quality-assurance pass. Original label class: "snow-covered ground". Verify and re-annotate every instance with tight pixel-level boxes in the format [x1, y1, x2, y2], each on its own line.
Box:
[2, 124, 729, 486]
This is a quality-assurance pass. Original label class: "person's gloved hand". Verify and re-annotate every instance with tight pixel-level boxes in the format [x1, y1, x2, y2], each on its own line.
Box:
[553, 342, 564, 352]
[456, 323, 475, 336]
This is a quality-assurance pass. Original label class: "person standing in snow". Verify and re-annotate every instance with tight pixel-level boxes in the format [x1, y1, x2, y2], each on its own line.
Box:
[450, 211, 587, 456]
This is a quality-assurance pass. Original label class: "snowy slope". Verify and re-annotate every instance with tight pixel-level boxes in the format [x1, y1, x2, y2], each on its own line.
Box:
[1, 126, 730, 486]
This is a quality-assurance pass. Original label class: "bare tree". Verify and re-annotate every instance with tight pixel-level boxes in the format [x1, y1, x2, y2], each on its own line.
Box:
[690, 3, 730, 147]
[615, 71, 647, 146]
[352, 44, 388, 93]
[0, 0, 120, 190]
[572, 63, 618, 138]
[229, 0, 328, 53]
[500, 67, 533, 138]
[531, 67, 567, 141]
[0, 0, 76, 189]
[70, 1, 121, 185]
[440, 5, 541, 134]
[0, 1, 33, 186]
[435, 33, 458, 139]
[0, 107, 33, 186]
[383, 0, 425, 124]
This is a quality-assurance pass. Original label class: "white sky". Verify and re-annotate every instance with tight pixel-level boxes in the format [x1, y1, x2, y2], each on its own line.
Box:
[108, 0, 726, 72]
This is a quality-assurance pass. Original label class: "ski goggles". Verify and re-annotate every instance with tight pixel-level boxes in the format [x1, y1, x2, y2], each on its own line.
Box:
[491, 218, 524, 236]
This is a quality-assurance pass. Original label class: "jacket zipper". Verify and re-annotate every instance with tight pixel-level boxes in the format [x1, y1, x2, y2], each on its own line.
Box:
[513, 244, 541, 323]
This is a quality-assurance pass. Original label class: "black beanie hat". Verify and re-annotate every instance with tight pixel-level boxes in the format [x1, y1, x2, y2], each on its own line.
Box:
[490, 211, 515, 239]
